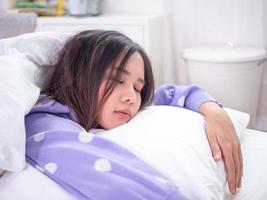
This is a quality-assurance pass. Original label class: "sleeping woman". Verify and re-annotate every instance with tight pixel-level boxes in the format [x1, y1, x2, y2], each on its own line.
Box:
[25, 30, 242, 199]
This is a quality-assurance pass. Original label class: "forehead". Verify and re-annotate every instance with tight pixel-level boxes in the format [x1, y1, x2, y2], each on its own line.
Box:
[116, 51, 144, 75]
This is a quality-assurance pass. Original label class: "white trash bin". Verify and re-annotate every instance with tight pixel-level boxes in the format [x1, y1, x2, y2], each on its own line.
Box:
[182, 44, 266, 127]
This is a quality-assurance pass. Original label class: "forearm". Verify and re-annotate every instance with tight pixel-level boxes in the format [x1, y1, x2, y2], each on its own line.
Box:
[154, 84, 218, 112]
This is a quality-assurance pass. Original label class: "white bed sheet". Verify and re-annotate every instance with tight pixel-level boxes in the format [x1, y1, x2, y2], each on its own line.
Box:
[0, 128, 266, 200]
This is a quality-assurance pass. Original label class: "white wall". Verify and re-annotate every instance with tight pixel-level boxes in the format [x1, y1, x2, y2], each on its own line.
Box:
[102, 0, 164, 14]
[101, 0, 267, 130]
[101, 0, 176, 83]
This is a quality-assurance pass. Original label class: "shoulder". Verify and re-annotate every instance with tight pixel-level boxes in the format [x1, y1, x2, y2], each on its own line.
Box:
[25, 96, 84, 138]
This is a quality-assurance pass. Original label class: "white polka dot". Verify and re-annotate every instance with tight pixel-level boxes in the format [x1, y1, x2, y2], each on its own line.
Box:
[44, 162, 58, 174]
[155, 177, 168, 184]
[35, 165, 45, 172]
[177, 96, 185, 107]
[164, 90, 172, 98]
[78, 132, 94, 143]
[94, 159, 112, 172]
[33, 132, 45, 142]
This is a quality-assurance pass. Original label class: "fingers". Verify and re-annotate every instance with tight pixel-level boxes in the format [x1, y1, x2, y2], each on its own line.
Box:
[231, 142, 243, 191]
[233, 144, 241, 189]
[222, 144, 236, 194]
[221, 141, 243, 195]
[205, 127, 222, 160]
[204, 118, 243, 195]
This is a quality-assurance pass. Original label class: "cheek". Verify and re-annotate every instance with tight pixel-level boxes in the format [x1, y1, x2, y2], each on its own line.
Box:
[96, 94, 117, 129]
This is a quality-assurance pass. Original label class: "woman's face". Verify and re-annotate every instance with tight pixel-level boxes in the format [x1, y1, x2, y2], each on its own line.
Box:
[97, 52, 145, 130]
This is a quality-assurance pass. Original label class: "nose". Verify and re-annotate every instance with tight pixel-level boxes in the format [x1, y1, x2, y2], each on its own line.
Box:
[121, 84, 137, 104]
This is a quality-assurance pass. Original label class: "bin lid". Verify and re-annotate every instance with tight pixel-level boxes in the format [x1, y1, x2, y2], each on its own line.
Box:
[182, 44, 266, 63]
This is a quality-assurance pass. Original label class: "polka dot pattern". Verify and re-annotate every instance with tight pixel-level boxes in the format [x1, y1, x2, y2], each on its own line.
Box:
[177, 96, 185, 107]
[25, 85, 213, 199]
[94, 159, 112, 172]
[44, 162, 58, 174]
[164, 89, 172, 99]
[78, 132, 94, 143]
[33, 132, 45, 142]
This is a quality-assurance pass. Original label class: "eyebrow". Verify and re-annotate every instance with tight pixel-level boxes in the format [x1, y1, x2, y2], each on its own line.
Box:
[116, 67, 145, 84]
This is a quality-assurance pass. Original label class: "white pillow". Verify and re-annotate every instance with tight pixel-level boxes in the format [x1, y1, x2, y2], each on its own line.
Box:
[0, 32, 71, 66]
[96, 106, 250, 200]
[0, 54, 40, 172]
[0, 163, 77, 200]
[223, 107, 250, 139]
[0, 105, 249, 199]
[0, 32, 70, 172]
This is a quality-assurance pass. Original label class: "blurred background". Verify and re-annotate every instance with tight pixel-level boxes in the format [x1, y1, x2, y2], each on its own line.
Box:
[0, 0, 267, 131]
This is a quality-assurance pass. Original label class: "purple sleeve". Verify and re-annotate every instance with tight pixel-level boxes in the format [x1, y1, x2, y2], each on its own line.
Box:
[25, 99, 187, 200]
[153, 84, 218, 112]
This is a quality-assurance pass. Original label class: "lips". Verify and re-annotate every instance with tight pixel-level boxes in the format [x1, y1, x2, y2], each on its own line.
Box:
[114, 110, 131, 118]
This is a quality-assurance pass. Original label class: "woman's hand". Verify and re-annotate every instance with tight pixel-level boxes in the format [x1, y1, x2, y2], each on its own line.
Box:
[199, 102, 243, 195]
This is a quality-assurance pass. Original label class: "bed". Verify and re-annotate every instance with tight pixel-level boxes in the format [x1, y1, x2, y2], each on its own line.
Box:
[0, 32, 267, 200]
[0, 128, 266, 200]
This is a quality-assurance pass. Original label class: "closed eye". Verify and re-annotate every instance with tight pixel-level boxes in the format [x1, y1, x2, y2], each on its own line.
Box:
[112, 77, 143, 93]
[134, 84, 143, 93]
[134, 88, 141, 93]
[113, 78, 124, 84]
[135, 89, 143, 93]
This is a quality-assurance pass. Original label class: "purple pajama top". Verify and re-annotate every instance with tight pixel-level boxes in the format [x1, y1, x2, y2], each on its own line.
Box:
[25, 84, 215, 200]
